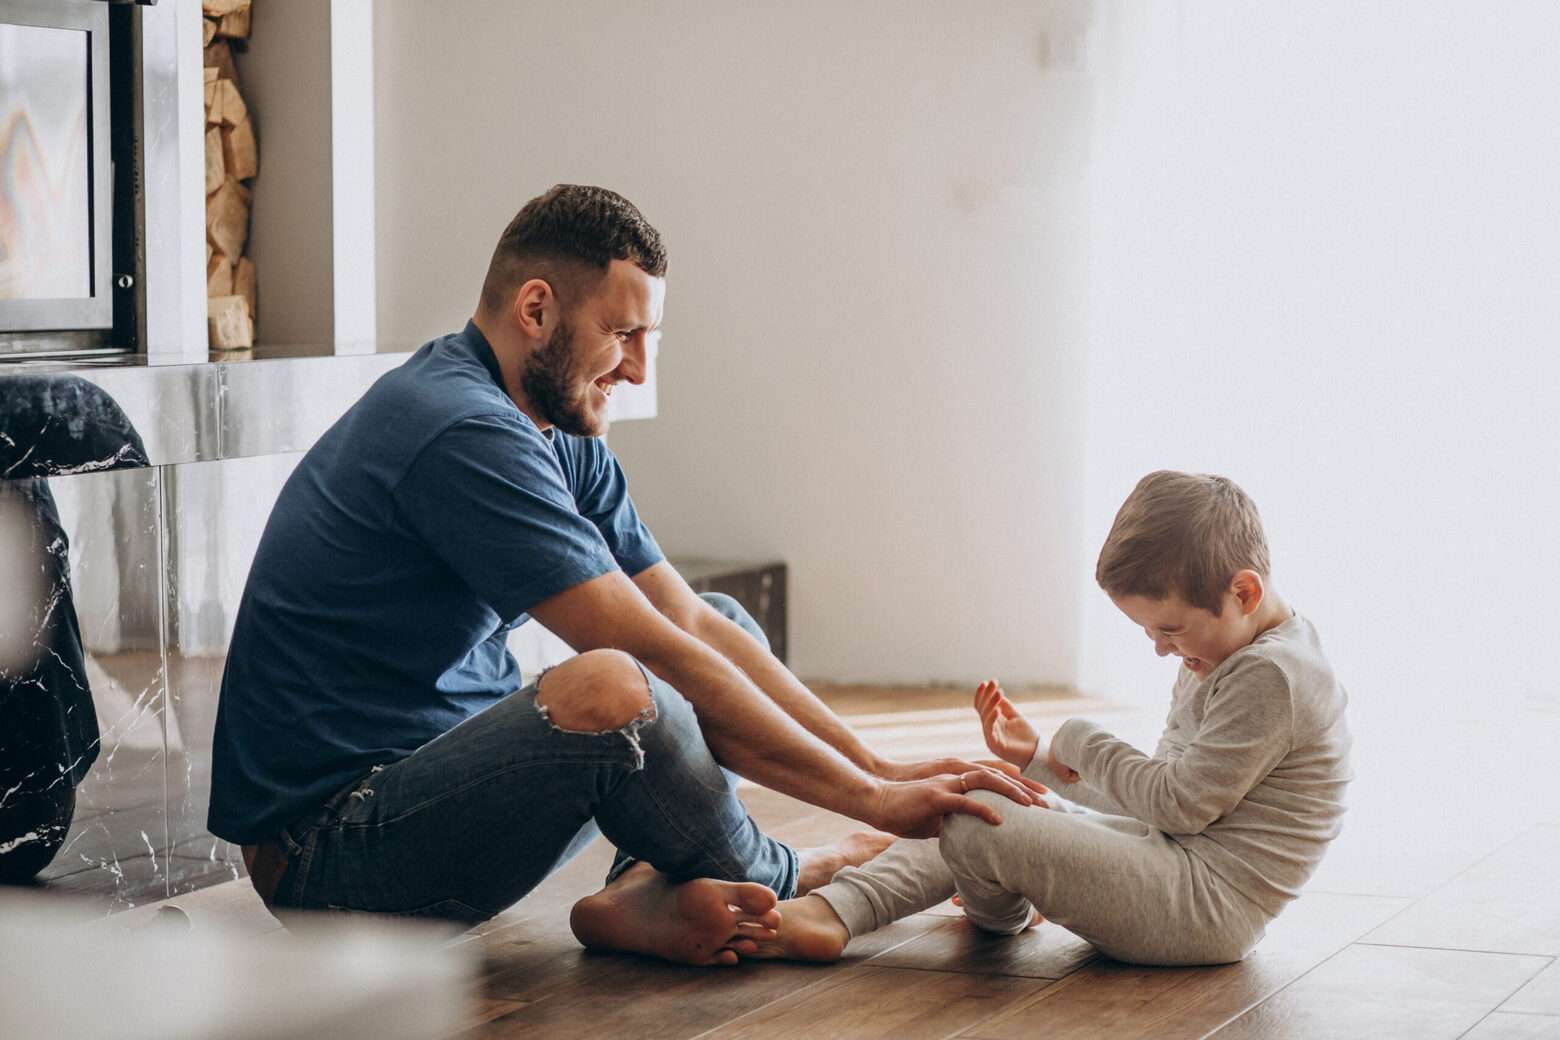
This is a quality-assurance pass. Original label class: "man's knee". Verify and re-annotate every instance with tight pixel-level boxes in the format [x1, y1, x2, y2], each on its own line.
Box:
[700, 592, 770, 652]
[536, 649, 654, 733]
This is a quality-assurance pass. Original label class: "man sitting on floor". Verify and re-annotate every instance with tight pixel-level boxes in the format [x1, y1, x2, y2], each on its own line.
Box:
[208, 184, 1042, 965]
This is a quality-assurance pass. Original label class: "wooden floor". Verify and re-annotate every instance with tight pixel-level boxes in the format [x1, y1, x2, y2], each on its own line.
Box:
[118, 683, 1560, 1039]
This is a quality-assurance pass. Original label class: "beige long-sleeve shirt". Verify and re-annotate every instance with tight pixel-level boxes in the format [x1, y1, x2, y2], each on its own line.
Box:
[1024, 613, 1352, 915]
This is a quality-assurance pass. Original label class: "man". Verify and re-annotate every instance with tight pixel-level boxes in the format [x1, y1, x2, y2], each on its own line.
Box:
[209, 185, 1041, 965]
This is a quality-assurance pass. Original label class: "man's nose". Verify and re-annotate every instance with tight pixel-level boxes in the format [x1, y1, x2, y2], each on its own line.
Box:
[1153, 636, 1173, 657]
[619, 335, 649, 385]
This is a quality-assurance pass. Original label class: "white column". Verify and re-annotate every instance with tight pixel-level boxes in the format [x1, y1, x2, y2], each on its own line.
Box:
[330, 0, 376, 353]
[141, 0, 209, 363]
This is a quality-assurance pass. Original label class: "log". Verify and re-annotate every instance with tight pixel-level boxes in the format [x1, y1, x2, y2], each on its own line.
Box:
[216, 79, 247, 128]
[234, 257, 256, 322]
[207, 252, 233, 298]
[204, 67, 220, 122]
[221, 116, 258, 181]
[204, 39, 237, 82]
[202, 18, 218, 48]
[204, 126, 225, 194]
[208, 295, 253, 350]
[206, 177, 249, 259]
[218, 5, 252, 41]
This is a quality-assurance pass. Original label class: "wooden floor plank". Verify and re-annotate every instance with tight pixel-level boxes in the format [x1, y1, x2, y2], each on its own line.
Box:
[467, 916, 952, 1039]
[958, 892, 1406, 1040]
[466, 889, 946, 1037]
[868, 914, 1095, 979]
[1504, 960, 1560, 1016]
[470, 951, 843, 1039]
[1363, 823, 1560, 956]
[1462, 1012, 1560, 1039]
[697, 965, 1051, 1040]
[135, 684, 1551, 1039]
[811, 683, 1157, 771]
[1208, 944, 1549, 1040]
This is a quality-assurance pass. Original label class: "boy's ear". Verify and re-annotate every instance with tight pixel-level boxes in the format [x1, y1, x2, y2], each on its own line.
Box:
[1230, 570, 1265, 616]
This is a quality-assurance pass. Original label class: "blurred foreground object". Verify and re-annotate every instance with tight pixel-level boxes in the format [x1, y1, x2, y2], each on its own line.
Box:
[0, 893, 475, 1038]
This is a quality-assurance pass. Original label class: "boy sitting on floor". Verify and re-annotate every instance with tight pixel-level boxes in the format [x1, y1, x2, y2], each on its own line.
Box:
[755, 470, 1352, 966]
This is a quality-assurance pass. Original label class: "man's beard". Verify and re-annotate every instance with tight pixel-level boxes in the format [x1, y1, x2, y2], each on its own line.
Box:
[519, 318, 601, 436]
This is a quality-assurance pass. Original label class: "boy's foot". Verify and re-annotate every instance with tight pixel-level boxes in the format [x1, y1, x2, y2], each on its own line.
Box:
[747, 893, 851, 962]
[952, 893, 1047, 929]
[796, 830, 895, 894]
[570, 863, 781, 967]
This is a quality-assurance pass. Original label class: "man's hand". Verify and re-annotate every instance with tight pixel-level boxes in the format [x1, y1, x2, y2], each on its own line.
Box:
[873, 755, 1048, 795]
[869, 770, 1042, 839]
[974, 680, 1040, 770]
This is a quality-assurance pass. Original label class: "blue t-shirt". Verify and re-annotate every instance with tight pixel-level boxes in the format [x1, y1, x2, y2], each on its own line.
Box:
[207, 322, 662, 844]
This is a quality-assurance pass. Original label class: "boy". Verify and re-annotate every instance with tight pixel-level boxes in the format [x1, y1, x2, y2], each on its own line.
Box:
[755, 471, 1352, 966]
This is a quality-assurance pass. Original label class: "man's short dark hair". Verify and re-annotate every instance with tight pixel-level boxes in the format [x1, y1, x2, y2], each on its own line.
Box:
[480, 185, 667, 313]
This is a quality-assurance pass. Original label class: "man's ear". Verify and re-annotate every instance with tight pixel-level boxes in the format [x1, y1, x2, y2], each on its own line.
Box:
[511, 277, 557, 339]
[1230, 570, 1266, 616]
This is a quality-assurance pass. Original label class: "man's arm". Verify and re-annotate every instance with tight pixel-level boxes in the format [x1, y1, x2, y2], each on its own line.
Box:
[630, 563, 891, 773]
[631, 563, 1040, 785]
[527, 569, 1040, 837]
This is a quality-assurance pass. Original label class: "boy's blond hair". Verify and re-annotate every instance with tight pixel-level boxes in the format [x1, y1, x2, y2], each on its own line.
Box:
[1096, 471, 1270, 615]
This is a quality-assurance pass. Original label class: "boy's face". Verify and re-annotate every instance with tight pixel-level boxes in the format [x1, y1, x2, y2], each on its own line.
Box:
[1110, 585, 1258, 678]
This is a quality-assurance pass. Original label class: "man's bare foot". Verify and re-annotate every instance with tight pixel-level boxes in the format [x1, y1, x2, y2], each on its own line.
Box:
[569, 863, 781, 967]
[747, 893, 851, 962]
[796, 830, 895, 894]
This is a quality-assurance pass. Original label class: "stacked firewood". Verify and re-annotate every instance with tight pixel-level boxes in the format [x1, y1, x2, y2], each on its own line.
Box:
[203, 0, 257, 350]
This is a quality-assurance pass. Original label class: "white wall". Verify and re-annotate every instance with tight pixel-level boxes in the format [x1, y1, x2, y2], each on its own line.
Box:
[243, 0, 334, 345]
[1079, 2, 1560, 716]
[374, 1, 1096, 684]
[244, 0, 377, 350]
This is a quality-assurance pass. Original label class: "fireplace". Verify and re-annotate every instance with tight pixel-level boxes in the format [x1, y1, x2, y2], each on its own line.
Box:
[0, 0, 140, 358]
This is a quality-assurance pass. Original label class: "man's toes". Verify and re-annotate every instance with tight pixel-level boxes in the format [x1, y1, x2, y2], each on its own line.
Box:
[707, 948, 739, 967]
[732, 882, 778, 915]
[736, 920, 779, 941]
[728, 937, 759, 956]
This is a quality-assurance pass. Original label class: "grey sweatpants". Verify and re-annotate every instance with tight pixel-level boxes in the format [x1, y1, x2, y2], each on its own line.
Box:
[814, 790, 1274, 966]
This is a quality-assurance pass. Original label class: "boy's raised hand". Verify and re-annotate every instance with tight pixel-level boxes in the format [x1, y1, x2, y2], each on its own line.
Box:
[974, 680, 1040, 769]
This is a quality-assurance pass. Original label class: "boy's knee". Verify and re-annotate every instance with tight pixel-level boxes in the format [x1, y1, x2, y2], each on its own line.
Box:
[700, 592, 770, 652]
[940, 792, 1010, 865]
[536, 649, 654, 733]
